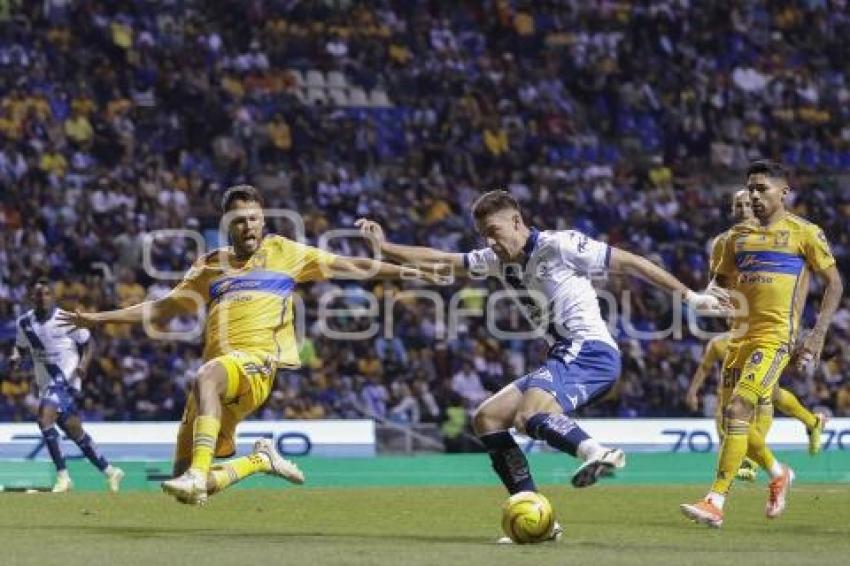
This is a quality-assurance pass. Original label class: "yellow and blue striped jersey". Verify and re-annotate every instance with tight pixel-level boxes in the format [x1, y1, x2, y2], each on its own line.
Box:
[715, 213, 835, 346]
[171, 235, 336, 367]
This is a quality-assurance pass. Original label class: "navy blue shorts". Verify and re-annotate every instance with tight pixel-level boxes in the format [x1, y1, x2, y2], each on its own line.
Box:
[39, 382, 79, 415]
[514, 340, 621, 413]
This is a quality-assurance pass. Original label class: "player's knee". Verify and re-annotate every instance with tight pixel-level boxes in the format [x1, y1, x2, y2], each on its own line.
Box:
[472, 405, 501, 435]
[512, 411, 533, 435]
[195, 363, 227, 396]
[725, 396, 755, 422]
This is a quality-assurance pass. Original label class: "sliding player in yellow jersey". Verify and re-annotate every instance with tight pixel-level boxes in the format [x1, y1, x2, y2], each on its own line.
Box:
[686, 191, 826, 482]
[60, 185, 434, 505]
[682, 160, 843, 528]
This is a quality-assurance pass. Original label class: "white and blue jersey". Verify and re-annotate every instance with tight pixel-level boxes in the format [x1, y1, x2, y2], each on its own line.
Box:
[15, 308, 90, 412]
[464, 228, 621, 412]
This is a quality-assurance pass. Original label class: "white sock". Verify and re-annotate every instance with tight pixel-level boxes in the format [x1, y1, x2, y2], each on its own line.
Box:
[706, 491, 725, 510]
[57, 469, 70, 478]
[768, 461, 784, 479]
[577, 438, 604, 461]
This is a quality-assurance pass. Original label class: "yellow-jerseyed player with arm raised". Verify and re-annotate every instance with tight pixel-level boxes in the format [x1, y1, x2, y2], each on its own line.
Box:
[682, 160, 843, 528]
[58, 185, 436, 505]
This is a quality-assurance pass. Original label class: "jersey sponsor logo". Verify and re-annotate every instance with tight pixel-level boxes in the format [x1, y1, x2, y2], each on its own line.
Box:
[740, 273, 774, 284]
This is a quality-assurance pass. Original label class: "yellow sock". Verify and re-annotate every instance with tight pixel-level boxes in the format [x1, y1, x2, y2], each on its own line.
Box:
[711, 418, 750, 494]
[747, 403, 776, 471]
[775, 388, 817, 430]
[208, 454, 267, 495]
[190, 415, 221, 475]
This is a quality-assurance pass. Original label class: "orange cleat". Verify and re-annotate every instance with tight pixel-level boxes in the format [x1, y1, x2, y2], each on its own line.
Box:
[680, 499, 724, 528]
[766, 465, 795, 519]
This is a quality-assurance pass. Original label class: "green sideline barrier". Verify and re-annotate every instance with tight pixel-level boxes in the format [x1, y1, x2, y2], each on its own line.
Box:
[2, 452, 849, 492]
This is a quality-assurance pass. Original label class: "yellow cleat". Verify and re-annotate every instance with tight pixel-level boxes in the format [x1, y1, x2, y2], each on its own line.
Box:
[735, 458, 758, 482]
[807, 413, 828, 456]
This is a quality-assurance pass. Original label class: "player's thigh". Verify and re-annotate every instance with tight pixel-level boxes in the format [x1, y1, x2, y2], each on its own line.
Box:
[472, 383, 522, 434]
[37, 401, 59, 428]
[732, 343, 792, 407]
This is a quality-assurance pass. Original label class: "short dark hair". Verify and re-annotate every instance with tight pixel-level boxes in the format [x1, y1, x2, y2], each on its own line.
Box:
[30, 275, 50, 289]
[746, 159, 787, 182]
[471, 190, 520, 223]
[221, 184, 263, 212]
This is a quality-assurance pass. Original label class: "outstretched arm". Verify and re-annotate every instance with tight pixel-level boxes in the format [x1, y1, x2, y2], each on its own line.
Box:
[609, 247, 724, 310]
[328, 256, 446, 284]
[355, 218, 467, 276]
[56, 293, 198, 330]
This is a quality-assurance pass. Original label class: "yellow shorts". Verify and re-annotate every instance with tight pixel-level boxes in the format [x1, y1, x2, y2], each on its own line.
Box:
[173, 351, 276, 467]
[723, 342, 791, 406]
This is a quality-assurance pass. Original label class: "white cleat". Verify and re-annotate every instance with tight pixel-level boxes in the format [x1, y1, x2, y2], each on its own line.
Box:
[161, 468, 208, 505]
[497, 521, 563, 544]
[105, 466, 125, 493]
[571, 448, 626, 488]
[766, 465, 795, 519]
[253, 439, 305, 485]
[52, 470, 73, 493]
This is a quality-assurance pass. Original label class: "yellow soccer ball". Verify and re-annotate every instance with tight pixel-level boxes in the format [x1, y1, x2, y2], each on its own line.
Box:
[501, 491, 555, 544]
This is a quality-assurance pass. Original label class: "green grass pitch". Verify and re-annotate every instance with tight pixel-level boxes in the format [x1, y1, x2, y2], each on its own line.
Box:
[2, 484, 849, 566]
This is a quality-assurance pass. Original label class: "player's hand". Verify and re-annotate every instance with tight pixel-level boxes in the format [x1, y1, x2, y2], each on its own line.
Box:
[685, 290, 732, 315]
[685, 390, 699, 413]
[355, 218, 387, 246]
[704, 282, 734, 309]
[795, 329, 825, 373]
[56, 309, 100, 330]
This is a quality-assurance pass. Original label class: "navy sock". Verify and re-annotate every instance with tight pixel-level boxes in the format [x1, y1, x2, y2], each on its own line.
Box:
[41, 426, 66, 471]
[73, 433, 109, 472]
[525, 413, 590, 458]
[479, 431, 536, 494]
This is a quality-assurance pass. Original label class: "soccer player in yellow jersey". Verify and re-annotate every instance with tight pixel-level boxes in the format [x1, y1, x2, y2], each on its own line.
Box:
[59, 185, 434, 505]
[682, 160, 843, 528]
[686, 191, 826, 481]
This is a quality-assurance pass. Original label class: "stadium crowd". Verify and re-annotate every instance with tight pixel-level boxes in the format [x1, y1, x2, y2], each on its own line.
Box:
[2, 1, 850, 437]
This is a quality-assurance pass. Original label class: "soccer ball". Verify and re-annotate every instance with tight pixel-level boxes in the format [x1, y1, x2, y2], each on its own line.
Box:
[500, 491, 555, 544]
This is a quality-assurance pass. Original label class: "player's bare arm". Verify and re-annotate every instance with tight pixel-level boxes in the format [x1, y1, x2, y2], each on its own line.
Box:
[608, 248, 729, 312]
[328, 255, 447, 285]
[355, 218, 467, 276]
[797, 265, 844, 371]
[56, 293, 199, 330]
[686, 336, 720, 412]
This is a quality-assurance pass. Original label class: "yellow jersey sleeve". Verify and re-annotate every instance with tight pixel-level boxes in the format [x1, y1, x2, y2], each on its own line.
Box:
[714, 228, 737, 278]
[296, 244, 337, 282]
[168, 256, 212, 311]
[709, 232, 727, 276]
[801, 224, 835, 273]
[268, 236, 338, 282]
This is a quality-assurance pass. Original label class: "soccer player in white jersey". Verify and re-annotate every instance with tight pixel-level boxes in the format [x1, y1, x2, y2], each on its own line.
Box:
[358, 191, 722, 527]
[10, 277, 124, 492]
